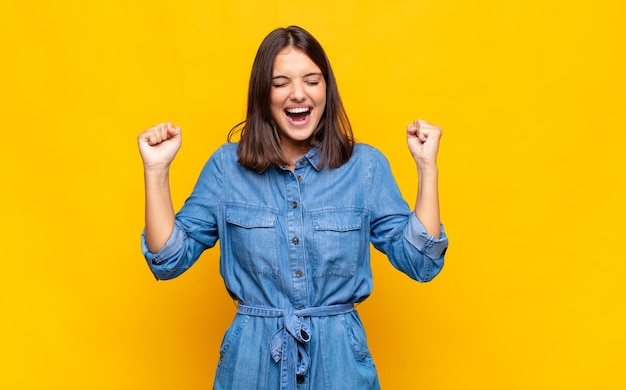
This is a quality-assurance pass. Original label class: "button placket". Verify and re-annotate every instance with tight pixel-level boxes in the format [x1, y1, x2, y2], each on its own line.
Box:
[283, 164, 308, 308]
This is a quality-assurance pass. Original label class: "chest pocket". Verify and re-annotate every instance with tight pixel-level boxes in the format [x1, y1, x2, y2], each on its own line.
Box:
[311, 210, 363, 278]
[226, 207, 279, 276]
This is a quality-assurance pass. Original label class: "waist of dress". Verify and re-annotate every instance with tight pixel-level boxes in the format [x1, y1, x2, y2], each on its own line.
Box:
[236, 302, 355, 317]
[234, 302, 356, 390]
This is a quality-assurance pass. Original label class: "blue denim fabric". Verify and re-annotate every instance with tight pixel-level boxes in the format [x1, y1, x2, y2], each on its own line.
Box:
[141, 143, 448, 389]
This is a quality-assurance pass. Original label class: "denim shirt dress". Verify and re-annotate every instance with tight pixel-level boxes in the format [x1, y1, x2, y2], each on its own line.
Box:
[141, 142, 448, 390]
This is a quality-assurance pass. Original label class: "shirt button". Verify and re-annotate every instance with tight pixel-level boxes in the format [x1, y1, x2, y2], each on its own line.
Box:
[291, 201, 298, 209]
[292, 237, 300, 245]
[295, 270, 303, 278]
[298, 158, 305, 165]
[296, 175, 302, 182]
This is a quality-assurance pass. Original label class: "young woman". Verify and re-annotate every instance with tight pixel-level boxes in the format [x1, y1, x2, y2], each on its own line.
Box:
[138, 25, 448, 390]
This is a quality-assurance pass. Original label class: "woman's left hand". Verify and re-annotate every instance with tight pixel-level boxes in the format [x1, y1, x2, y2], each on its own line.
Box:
[406, 119, 442, 169]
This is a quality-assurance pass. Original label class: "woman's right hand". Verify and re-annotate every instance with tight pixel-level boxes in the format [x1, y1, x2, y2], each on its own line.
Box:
[137, 122, 182, 169]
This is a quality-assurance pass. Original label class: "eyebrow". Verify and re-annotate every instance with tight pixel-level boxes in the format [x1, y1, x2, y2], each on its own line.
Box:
[272, 72, 323, 80]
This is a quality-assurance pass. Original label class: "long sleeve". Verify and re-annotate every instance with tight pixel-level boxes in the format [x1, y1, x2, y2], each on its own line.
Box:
[366, 147, 448, 282]
[141, 145, 225, 280]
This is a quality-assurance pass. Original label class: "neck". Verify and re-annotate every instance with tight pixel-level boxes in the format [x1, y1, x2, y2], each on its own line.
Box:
[281, 139, 313, 167]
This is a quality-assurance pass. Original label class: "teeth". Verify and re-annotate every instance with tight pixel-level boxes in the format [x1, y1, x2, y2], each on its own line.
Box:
[286, 107, 310, 114]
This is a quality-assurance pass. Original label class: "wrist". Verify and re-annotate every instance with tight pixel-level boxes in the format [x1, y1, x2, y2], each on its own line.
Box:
[143, 165, 171, 185]
[417, 162, 438, 176]
[144, 163, 171, 174]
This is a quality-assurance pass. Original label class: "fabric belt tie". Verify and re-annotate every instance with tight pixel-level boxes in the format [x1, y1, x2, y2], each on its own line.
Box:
[236, 303, 355, 390]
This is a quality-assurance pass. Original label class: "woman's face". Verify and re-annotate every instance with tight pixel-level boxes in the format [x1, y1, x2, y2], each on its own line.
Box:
[270, 47, 326, 155]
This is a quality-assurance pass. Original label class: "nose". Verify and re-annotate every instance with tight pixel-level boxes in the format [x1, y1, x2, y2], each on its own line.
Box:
[290, 81, 305, 102]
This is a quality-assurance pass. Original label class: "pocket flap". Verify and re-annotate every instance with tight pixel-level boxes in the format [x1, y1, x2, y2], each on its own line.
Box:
[226, 207, 277, 228]
[313, 211, 362, 232]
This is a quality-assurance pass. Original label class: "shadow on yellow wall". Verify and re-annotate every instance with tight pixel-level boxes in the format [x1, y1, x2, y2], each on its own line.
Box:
[1, 0, 624, 389]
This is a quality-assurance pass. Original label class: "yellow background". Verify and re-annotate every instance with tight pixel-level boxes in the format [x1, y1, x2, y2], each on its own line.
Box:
[1, 0, 624, 389]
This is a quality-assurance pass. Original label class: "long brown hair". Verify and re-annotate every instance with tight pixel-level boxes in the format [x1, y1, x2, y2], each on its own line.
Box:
[228, 26, 354, 172]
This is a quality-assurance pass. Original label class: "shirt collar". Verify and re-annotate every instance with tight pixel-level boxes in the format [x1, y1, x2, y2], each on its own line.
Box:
[273, 144, 322, 173]
[303, 145, 322, 171]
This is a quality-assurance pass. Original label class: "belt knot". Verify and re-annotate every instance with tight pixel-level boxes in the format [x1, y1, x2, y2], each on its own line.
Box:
[236, 303, 355, 390]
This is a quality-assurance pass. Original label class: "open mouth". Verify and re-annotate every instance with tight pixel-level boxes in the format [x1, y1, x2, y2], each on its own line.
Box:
[285, 107, 311, 122]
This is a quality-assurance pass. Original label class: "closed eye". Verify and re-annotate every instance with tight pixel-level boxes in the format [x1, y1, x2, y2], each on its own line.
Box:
[272, 76, 290, 88]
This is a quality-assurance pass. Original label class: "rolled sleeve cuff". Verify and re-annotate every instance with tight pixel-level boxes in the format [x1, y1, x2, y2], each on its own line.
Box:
[405, 213, 448, 259]
[141, 223, 187, 265]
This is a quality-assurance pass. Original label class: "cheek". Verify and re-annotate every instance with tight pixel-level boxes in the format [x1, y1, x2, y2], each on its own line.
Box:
[317, 96, 327, 114]
[270, 107, 283, 124]
[270, 90, 288, 110]
[316, 87, 327, 108]
[269, 92, 279, 109]
[269, 96, 282, 118]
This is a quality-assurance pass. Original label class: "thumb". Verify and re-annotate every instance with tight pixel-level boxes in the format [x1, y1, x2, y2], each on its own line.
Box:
[407, 121, 419, 138]
[166, 123, 182, 139]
